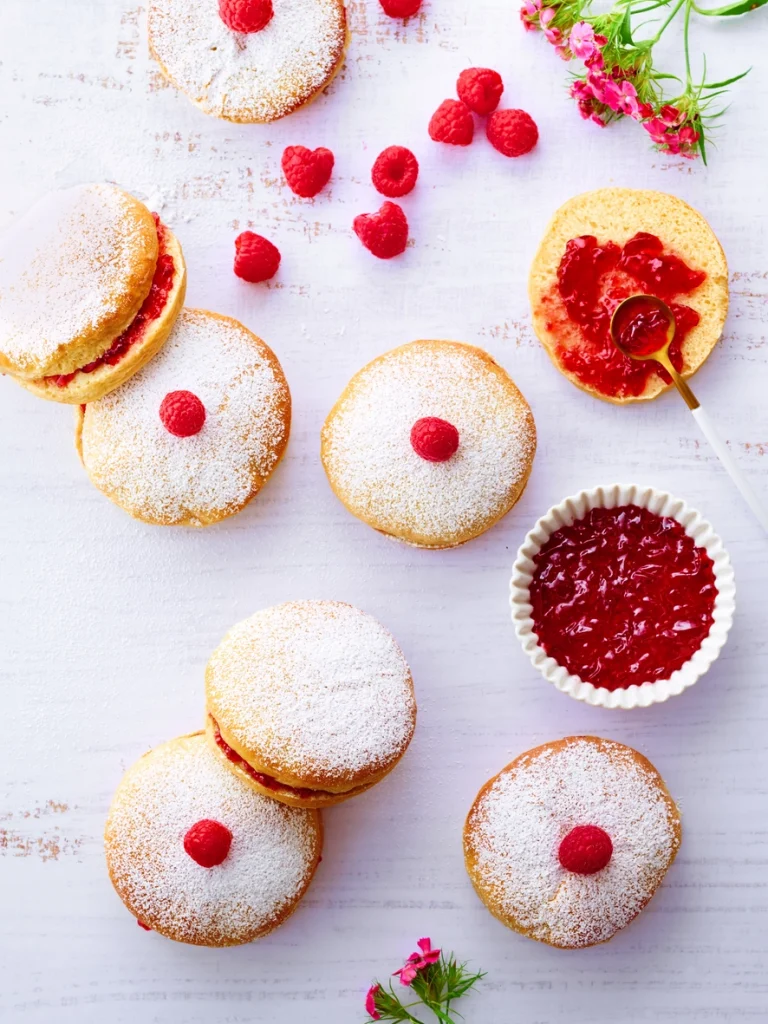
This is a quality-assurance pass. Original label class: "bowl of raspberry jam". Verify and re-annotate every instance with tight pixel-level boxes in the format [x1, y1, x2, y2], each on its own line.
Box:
[510, 484, 735, 709]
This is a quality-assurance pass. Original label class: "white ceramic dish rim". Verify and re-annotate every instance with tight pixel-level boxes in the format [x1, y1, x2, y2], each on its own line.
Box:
[509, 483, 736, 709]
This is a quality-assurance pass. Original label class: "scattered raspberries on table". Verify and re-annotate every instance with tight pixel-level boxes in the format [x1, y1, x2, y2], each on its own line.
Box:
[486, 108, 539, 157]
[353, 202, 409, 259]
[372, 146, 419, 197]
[428, 99, 475, 146]
[234, 231, 281, 282]
[457, 68, 504, 115]
[282, 145, 335, 198]
[227, 66, 539, 278]
[218, 0, 273, 33]
[429, 68, 539, 158]
[379, 0, 422, 17]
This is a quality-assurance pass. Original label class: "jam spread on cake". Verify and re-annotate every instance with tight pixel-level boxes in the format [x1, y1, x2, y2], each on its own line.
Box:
[529, 505, 716, 690]
[45, 216, 175, 388]
[210, 717, 334, 800]
[544, 232, 705, 398]
[611, 297, 674, 357]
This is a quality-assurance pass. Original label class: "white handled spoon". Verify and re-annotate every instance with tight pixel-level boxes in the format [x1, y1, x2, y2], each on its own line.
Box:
[610, 293, 768, 533]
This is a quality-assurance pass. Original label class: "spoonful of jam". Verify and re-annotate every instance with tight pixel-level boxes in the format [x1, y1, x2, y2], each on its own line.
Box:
[610, 294, 768, 532]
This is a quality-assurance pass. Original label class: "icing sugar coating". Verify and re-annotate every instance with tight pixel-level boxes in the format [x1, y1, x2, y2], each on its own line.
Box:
[104, 733, 322, 947]
[0, 184, 158, 378]
[149, 0, 348, 124]
[77, 308, 290, 526]
[322, 340, 536, 548]
[206, 601, 417, 791]
[464, 737, 681, 949]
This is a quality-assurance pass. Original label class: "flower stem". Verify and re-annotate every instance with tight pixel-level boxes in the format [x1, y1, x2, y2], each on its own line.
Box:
[683, 0, 693, 86]
[648, 0, 687, 40]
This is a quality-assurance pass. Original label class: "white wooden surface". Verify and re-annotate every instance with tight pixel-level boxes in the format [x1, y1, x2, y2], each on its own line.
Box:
[1, 2, 767, 1021]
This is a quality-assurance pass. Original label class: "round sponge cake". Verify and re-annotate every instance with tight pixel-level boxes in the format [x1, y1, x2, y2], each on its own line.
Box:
[149, 0, 348, 124]
[529, 188, 729, 403]
[0, 184, 159, 380]
[18, 222, 186, 404]
[321, 340, 536, 549]
[464, 736, 681, 949]
[205, 600, 417, 808]
[104, 732, 322, 947]
[76, 308, 290, 527]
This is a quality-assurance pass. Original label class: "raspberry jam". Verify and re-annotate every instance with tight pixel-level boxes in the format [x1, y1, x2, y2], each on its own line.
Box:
[612, 298, 673, 357]
[529, 505, 716, 691]
[47, 216, 175, 389]
[542, 232, 705, 398]
[210, 717, 330, 800]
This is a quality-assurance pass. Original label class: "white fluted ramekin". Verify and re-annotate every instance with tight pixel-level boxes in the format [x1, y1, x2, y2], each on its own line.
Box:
[510, 484, 736, 709]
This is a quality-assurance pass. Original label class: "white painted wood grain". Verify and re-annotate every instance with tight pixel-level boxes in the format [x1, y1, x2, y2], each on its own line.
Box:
[1, 1, 767, 1021]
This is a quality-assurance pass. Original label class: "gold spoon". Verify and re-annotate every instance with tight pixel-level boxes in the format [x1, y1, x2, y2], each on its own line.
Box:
[610, 294, 768, 532]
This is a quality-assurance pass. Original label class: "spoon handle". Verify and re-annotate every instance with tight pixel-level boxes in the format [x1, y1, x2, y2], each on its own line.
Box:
[692, 405, 768, 533]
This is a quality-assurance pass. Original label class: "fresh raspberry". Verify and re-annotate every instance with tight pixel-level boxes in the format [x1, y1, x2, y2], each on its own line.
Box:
[281, 146, 335, 198]
[219, 0, 273, 32]
[183, 819, 233, 868]
[159, 391, 206, 438]
[428, 99, 474, 146]
[371, 146, 419, 198]
[410, 417, 460, 462]
[486, 108, 539, 157]
[353, 202, 408, 260]
[137, 920, 152, 931]
[457, 67, 504, 115]
[234, 231, 281, 282]
[379, 0, 422, 16]
[558, 825, 613, 875]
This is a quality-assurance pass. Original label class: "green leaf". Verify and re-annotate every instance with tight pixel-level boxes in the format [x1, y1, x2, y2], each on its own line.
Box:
[425, 1006, 456, 1024]
[702, 68, 751, 88]
[695, 0, 767, 15]
[618, 6, 634, 42]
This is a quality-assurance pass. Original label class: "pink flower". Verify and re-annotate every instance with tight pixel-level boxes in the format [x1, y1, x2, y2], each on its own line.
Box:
[586, 72, 640, 117]
[584, 49, 605, 70]
[393, 938, 442, 987]
[365, 985, 381, 1020]
[570, 78, 608, 124]
[519, 0, 541, 29]
[659, 104, 683, 126]
[540, 6, 562, 40]
[569, 21, 599, 59]
[615, 80, 641, 117]
[643, 116, 669, 143]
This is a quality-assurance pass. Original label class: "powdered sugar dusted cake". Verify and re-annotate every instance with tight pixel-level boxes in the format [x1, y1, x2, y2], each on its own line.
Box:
[464, 736, 681, 948]
[0, 183, 186, 403]
[206, 600, 417, 808]
[149, 0, 348, 123]
[321, 340, 536, 549]
[76, 308, 290, 527]
[104, 732, 322, 947]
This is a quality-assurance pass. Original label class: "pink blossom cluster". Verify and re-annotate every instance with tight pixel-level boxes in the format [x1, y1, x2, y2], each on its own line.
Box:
[521, 9, 701, 158]
[642, 104, 701, 158]
[365, 938, 442, 1020]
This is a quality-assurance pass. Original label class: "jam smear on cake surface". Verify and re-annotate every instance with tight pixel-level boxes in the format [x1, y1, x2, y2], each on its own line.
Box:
[544, 232, 705, 398]
[46, 216, 175, 388]
[529, 505, 716, 690]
